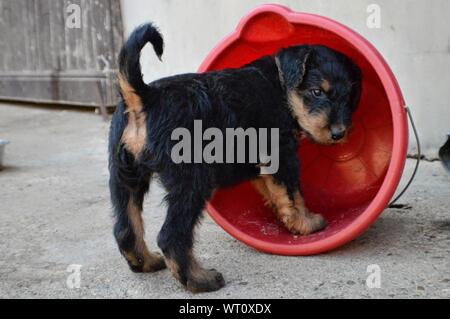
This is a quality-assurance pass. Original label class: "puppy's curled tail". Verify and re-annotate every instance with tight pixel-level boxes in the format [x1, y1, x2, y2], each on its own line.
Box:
[118, 23, 163, 111]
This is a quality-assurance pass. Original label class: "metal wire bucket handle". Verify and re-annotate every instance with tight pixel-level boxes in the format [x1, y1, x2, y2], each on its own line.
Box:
[388, 107, 421, 208]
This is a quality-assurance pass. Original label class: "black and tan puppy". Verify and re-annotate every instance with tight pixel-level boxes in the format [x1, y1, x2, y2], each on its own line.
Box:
[109, 23, 361, 293]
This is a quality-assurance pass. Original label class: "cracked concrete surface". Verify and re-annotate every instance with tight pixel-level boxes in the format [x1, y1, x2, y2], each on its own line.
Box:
[0, 103, 449, 299]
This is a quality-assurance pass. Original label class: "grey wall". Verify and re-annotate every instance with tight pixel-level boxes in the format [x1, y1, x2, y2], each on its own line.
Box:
[120, 0, 450, 157]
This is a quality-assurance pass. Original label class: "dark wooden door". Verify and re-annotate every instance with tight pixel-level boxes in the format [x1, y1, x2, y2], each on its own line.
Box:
[0, 0, 123, 109]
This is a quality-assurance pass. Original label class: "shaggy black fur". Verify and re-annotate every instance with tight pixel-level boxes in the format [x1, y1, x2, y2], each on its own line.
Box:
[109, 23, 361, 293]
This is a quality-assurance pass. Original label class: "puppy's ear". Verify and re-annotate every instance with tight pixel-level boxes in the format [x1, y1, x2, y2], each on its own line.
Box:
[276, 45, 312, 89]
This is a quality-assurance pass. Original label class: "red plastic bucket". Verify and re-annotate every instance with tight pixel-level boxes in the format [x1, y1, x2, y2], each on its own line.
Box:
[199, 4, 408, 256]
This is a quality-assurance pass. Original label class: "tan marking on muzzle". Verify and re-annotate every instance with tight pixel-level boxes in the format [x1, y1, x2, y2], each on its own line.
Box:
[287, 90, 331, 144]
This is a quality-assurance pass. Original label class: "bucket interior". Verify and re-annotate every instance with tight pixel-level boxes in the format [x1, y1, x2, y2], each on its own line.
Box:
[206, 12, 393, 246]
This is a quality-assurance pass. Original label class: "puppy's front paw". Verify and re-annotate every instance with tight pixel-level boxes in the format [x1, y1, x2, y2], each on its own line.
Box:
[289, 211, 327, 236]
[187, 268, 225, 293]
[306, 211, 327, 234]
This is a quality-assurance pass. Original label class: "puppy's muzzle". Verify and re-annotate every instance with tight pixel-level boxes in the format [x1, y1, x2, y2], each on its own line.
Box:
[330, 126, 347, 141]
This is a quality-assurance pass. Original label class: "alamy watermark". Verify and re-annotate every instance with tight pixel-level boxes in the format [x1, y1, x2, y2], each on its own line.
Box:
[171, 120, 280, 175]
[366, 264, 382, 289]
[66, 264, 82, 289]
[66, 4, 81, 29]
[366, 4, 381, 29]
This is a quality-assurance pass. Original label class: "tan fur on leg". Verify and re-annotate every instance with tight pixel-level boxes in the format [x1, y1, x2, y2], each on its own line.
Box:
[165, 258, 181, 282]
[260, 176, 326, 235]
[165, 249, 225, 293]
[123, 200, 166, 272]
[251, 178, 276, 210]
[186, 250, 225, 293]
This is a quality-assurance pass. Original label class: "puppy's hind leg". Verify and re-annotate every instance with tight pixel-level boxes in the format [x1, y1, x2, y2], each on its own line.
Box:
[157, 186, 225, 293]
[110, 167, 166, 273]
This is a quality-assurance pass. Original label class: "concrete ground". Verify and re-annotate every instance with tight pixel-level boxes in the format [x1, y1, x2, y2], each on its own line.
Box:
[0, 102, 449, 299]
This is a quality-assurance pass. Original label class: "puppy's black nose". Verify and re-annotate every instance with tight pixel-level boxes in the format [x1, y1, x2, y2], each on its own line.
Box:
[331, 129, 346, 141]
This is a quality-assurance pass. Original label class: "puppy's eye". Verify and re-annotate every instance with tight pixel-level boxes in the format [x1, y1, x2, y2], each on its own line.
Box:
[311, 89, 323, 97]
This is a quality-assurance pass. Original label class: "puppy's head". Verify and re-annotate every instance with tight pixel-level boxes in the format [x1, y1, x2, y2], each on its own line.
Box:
[276, 45, 362, 145]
